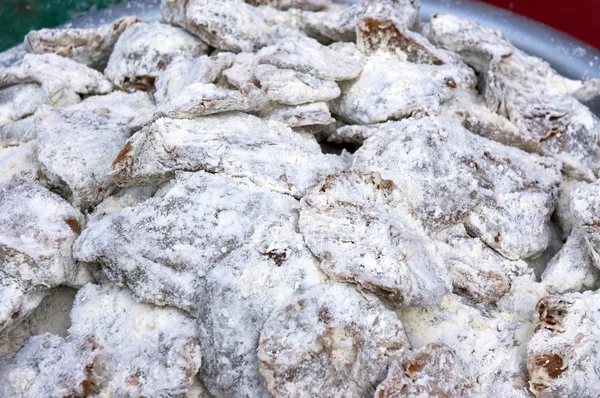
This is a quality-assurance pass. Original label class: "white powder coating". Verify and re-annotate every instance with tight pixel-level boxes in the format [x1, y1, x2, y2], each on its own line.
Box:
[554, 177, 586, 239]
[375, 343, 473, 398]
[299, 171, 449, 307]
[0, 117, 36, 147]
[0, 53, 113, 110]
[435, 224, 534, 304]
[87, 186, 158, 224]
[253, 64, 341, 105]
[426, 14, 514, 72]
[0, 287, 76, 357]
[149, 83, 269, 123]
[399, 294, 534, 397]
[35, 91, 154, 209]
[353, 117, 560, 260]
[0, 178, 83, 336]
[258, 36, 365, 81]
[74, 171, 303, 313]
[0, 333, 100, 398]
[109, 112, 348, 198]
[258, 282, 410, 398]
[161, 0, 303, 52]
[104, 22, 209, 92]
[0, 84, 45, 128]
[0, 141, 42, 184]
[527, 291, 600, 397]
[259, 101, 335, 127]
[24, 16, 142, 70]
[198, 246, 326, 398]
[330, 55, 475, 124]
[245, 0, 329, 11]
[68, 284, 201, 397]
[153, 53, 235, 104]
[302, 0, 421, 43]
[542, 228, 600, 294]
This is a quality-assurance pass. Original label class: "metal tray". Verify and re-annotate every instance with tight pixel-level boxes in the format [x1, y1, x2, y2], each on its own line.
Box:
[2, 0, 598, 113]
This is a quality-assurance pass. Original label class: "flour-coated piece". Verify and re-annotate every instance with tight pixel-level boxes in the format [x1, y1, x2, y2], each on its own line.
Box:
[0, 333, 100, 398]
[36, 91, 154, 209]
[74, 171, 303, 313]
[527, 291, 600, 397]
[154, 53, 235, 104]
[24, 16, 142, 70]
[0, 117, 35, 147]
[357, 16, 459, 65]
[110, 113, 347, 198]
[87, 186, 158, 224]
[258, 282, 410, 398]
[0, 83, 46, 128]
[0, 287, 76, 357]
[331, 55, 474, 124]
[254, 64, 340, 105]
[153, 83, 268, 122]
[353, 117, 560, 260]
[0, 53, 113, 108]
[299, 171, 449, 306]
[0, 141, 42, 184]
[435, 224, 533, 304]
[68, 284, 202, 397]
[425, 14, 513, 72]
[0, 178, 83, 336]
[258, 36, 365, 81]
[161, 0, 302, 52]
[302, 0, 420, 43]
[222, 52, 261, 89]
[244, 0, 329, 10]
[375, 343, 473, 398]
[541, 228, 600, 294]
[105, 22, 208, 92]
[198, 246, 326, 398]
[259, 101, 335, 127]
[399, 293, 534, 397]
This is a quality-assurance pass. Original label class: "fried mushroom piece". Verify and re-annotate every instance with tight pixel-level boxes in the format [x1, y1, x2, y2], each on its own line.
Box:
[353, 117, 560, 260]
[400, 294, 534, 397]
[110, 112, 347, 198]
[302, 0, 421, 42]
[258, 37, 364, 81]
[299, 171, 449, 307]
[104, 22, 208, 92]
[198, 246, 326, 398]
[0, 333, 101, 398]
[331, 55, 475, 124]
[258, 283, 410, 398]
[0, 54, 113, 110]
[375, 343, 472, 398]
[435, 224, 534, 304]
[24, 16, 142, 70]
[68, 284, 202, 397]
[74, 171, 304, 313]
[0, 178, 83, 336]
[161, 0, 302, 52]
[253, 64, 341, 105]
[36, 91, 154, 209]
[259, 101, 335, 127]
[527, 292, 600, 397]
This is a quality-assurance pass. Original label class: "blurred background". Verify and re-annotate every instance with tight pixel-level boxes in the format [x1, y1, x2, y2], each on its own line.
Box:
[0, 0, 598, 52]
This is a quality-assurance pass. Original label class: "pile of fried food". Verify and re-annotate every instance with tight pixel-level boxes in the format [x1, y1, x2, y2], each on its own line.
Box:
[1, 0, 600, 396]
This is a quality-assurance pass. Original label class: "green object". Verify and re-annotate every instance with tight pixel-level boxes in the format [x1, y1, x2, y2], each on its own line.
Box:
[0, 0, 127, 52]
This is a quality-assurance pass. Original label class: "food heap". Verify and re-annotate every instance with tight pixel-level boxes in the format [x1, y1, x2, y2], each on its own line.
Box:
[1, 0, 600, 396]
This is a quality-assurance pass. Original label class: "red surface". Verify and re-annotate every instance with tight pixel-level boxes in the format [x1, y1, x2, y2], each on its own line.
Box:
[479, 0, 600, 49]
